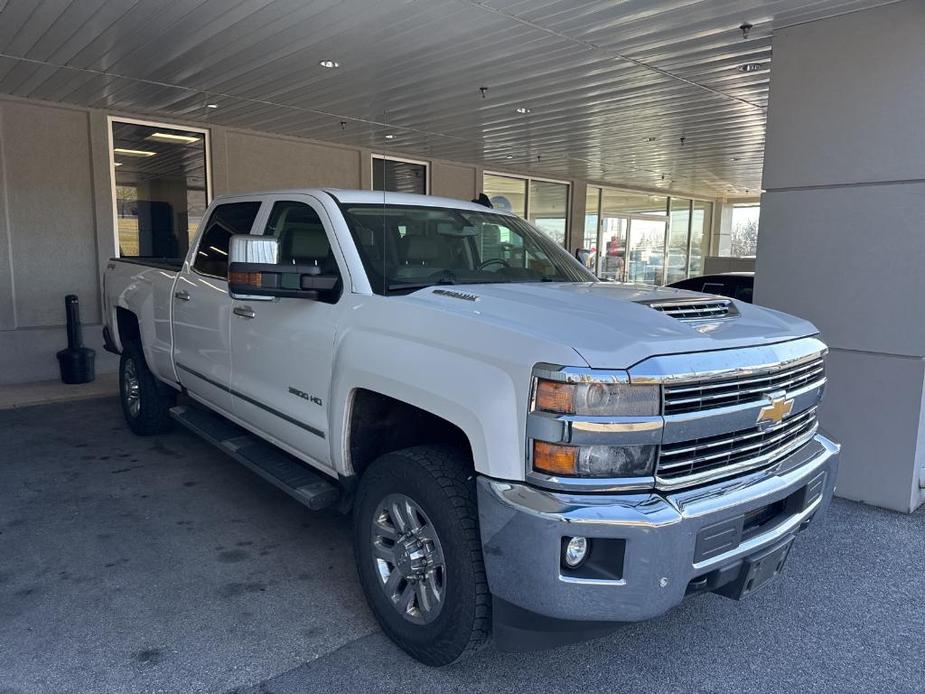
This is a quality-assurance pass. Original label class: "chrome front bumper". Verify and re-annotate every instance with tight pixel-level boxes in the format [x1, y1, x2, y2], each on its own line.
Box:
[478, 433, 839, 622]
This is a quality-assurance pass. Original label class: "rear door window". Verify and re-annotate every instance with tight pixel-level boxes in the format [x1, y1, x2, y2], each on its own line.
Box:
[192, 202, 262, 278]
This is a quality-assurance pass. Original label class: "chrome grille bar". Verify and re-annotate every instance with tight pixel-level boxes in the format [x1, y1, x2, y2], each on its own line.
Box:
[657, 407, 819, 486]
[664, 356, 826, 414]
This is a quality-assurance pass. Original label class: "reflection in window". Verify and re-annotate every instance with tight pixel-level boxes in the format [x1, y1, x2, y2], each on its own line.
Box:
[372, 156, 428, 194]
[111, 120, 208, 259]
[528, 180, 568, 246]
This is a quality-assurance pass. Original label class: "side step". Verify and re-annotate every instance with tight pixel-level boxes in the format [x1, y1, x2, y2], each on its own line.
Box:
[169, 404, 340, 511]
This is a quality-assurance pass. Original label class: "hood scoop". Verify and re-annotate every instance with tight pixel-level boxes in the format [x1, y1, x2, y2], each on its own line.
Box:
[643, 297, 739, 322]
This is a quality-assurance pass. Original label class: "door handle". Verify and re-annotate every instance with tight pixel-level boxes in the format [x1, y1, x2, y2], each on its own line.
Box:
[174, 290, 191, 302]
[233, 306, 256, 319]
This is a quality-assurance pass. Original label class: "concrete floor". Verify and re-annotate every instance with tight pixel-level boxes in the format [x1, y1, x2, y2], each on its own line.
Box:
[1, 397, 922, 694]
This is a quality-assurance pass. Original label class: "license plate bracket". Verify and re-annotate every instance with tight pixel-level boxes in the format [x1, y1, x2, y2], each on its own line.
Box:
[714, 536, 795, 600]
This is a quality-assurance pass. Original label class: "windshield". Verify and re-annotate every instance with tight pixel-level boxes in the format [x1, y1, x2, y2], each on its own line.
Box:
[338, 203, 596, 295]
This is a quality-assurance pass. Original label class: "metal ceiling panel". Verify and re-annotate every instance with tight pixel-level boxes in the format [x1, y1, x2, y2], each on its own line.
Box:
[0, 0, 897, 196]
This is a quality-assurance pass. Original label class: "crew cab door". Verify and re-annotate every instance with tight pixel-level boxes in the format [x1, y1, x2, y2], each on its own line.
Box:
[229, 196, 343, 470]
[172, 200, 263, 415]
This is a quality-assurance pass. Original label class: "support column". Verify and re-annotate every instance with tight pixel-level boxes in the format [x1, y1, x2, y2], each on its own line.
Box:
[756, 0, 925, 512]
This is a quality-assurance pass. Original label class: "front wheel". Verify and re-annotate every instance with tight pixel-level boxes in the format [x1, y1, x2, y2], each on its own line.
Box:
[119, 340, 175, 436]
[353, 445, 491, 665]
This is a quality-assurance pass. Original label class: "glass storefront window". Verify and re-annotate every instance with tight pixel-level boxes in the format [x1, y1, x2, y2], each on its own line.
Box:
[528, 180, 568, 246]
[111, 119, 208, 259]
[373, 156, 428, 194]
[688, 201, 712, 276]
[482, 173, 570, 247]
[599, 217, 628, 281]
[626, 218, 667, 284]
[666, 198, 692, 285]
[483, 174, 527, 217]
[730, 204, 760, 257]
[583, 187, 601, 271]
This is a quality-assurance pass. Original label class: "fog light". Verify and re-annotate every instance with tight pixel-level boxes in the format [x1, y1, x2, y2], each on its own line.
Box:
[563, 536, 589, 568]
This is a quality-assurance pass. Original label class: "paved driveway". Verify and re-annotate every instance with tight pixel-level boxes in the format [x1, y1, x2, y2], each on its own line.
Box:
[1, 397, 922, 694]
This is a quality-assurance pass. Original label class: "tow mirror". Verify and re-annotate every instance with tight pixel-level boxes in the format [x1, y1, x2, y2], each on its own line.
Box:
[227, 235, 339, 301]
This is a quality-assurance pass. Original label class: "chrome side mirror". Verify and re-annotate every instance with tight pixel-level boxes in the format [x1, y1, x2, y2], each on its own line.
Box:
[229, 234, 279, 265]
[227, 234, 340, 302]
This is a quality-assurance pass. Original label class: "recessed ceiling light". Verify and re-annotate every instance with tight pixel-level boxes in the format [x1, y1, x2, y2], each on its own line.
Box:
[206, 103, 218, 109]
[731, 157, 741, 161]
[505, 155, 514, 159]
[319, 59, 340, 69]
[515, 106, 530, 114]
[113, 147, 156, 157]
[384, 134, 395, 139]
[738, 62, 767, 73]
[644, 136, 657, 142]
[148, 132, 200, 144]
[113, 162, 123, 167]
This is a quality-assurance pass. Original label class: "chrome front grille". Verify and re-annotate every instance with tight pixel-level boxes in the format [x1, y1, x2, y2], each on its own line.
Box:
[657, 407, 819, 486]
[649, 299, 734, 321]
[663, 356, 826, 415]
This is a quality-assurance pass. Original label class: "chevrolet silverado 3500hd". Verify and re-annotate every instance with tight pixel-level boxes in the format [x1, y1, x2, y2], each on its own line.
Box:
[102, 189, 839, 665]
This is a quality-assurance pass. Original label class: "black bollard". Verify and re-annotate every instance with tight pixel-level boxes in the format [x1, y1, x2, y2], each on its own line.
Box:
[56, 294, 96, 384]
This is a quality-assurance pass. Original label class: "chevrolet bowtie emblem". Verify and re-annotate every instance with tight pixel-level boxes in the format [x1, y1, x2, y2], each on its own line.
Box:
[757, 392, 794, 429]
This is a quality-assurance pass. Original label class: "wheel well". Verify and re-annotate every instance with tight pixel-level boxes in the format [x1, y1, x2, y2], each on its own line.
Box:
[348, 389, 473, 479]
[115, 307, 140, 347]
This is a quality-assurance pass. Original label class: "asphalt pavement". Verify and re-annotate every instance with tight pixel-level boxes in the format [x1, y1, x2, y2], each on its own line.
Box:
[1, 397, 922, 694]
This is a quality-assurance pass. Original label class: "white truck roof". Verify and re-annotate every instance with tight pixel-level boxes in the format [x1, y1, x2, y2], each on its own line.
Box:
[212, 188, 516, 216]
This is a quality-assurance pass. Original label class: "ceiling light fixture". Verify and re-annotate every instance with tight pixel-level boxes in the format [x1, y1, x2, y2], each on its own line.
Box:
[505, 155, 514, 159]
[113, 148, 156, 157]
[148, 132, 200, 144]
[644, 136, 657, 142]
[113, 162, 123, 167]
[515, 106, 530, 114]
[206, 103, 218, 109]
[319, 59, 340, 69]
[738, 62, 767, 73]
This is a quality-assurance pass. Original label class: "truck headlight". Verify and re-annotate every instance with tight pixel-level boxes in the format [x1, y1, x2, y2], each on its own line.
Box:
[533, 441, 657, 478]
[534, 378, 659, 417]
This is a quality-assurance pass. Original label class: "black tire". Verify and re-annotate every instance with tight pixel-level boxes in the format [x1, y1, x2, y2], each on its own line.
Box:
[119, 340, 175, 436]
[353, 445, 491, 665]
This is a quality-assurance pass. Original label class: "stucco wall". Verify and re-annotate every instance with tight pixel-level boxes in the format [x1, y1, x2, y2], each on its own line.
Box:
[757, 0, 925, 512]
[0, 94, 718, 385]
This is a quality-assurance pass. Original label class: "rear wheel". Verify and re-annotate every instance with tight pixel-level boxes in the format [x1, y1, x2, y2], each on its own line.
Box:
[119, 340, 175, 436]
[353, 445, 491, 665]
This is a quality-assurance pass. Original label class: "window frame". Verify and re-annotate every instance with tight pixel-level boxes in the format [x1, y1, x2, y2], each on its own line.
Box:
[482, 171, 571, 248]
[370, 154, 430, 195]
[584, 184, 715, 285]
[108, 115, 212, 259]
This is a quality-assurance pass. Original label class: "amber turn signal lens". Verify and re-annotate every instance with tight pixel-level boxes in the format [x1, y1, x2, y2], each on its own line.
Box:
[533, 441, 578, 476]
[534, 379, 575, 414]
[228, 271, 262, 287]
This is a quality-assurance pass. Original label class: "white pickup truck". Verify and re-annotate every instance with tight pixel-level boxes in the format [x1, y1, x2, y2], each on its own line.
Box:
[102, 189, 839, 665]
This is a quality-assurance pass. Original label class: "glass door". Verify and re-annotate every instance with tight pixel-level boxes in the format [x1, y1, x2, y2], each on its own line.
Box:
[626, 218, 667, 285]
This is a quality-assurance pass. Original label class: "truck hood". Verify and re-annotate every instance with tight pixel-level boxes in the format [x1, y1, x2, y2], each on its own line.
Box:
[403, 282, 818, 369]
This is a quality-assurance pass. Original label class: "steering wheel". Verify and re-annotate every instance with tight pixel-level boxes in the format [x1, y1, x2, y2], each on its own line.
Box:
[478, 258, 510, 270]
